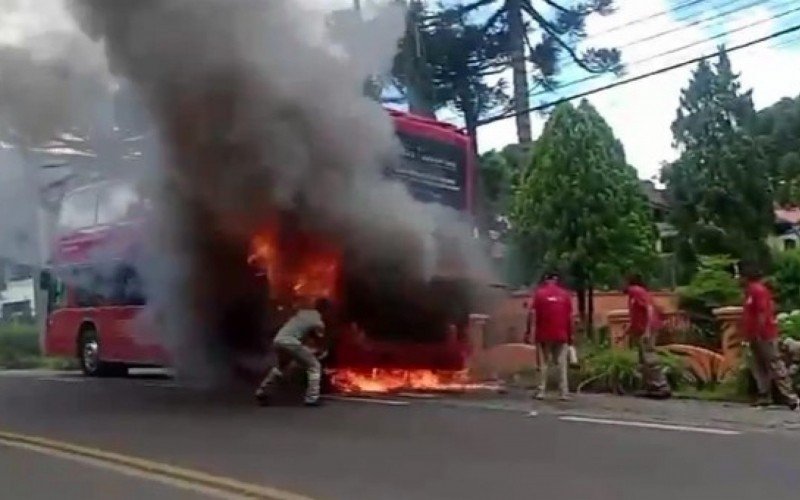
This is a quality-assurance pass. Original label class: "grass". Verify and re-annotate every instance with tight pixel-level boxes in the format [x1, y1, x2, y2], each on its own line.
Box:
[0, 322, 76, 370]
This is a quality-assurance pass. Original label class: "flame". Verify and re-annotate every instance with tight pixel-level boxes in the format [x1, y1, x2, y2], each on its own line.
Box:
[247, 218, 341, 302]
[330, 368, 491, 394]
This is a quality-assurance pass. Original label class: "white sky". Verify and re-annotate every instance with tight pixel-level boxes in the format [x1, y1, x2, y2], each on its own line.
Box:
[476, 0, 800, 180]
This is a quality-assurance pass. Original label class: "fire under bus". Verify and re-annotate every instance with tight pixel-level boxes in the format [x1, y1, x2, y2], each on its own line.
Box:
[40, 110, 480, 393]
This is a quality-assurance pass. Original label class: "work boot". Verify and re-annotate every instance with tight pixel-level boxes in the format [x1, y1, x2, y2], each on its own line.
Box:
[788, 398, 799, 411]
[304, 397, 323, 407]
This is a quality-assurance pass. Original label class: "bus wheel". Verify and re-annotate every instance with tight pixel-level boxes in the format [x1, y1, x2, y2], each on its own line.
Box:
[78, 329, 126, 377]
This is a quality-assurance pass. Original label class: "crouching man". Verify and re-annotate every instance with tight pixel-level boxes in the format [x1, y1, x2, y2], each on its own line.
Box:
[255, 298, 332, 407]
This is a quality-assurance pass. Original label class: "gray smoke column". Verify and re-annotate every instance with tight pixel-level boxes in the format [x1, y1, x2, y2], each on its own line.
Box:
[65, 0, 488, 383]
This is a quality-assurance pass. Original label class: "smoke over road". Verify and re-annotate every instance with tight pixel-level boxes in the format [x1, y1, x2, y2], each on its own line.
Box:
[3, 0, 490, 384]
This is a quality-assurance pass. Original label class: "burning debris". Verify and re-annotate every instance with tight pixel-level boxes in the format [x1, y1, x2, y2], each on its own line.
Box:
[330, 369, 495, 395]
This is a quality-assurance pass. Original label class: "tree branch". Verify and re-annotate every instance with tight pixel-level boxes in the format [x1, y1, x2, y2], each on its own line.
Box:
[538, 0, 572, 15]
[524, 5, 604, 74]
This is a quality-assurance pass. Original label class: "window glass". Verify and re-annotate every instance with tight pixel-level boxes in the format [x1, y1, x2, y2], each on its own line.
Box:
[97, 183, 140, 224]
[109, 264, 146, 306]
[58, 187, 98, 231]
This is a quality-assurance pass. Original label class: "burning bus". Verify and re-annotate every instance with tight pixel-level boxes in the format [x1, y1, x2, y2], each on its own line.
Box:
[40, 109, 479, 393]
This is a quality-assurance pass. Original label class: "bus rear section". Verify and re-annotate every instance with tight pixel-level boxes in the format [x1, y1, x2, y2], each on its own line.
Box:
[42, 181, 167, 376]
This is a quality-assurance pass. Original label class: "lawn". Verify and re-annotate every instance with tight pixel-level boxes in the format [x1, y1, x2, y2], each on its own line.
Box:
[0, 322, 75, 370]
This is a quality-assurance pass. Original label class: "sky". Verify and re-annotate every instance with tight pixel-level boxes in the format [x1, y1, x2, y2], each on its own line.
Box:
[473, 0, 800, 180]
[3, 0, 799, 183]
[318, 0, 800, 180]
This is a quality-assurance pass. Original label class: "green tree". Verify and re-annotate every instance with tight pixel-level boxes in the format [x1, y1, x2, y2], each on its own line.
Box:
[387, 5, 511, 151]
[663, 48, 773, 278]
[511, 100, 657, 330]
[460, 0, 622, 143]
[771, 249, 800, 313]
[750, 95, 800, 205]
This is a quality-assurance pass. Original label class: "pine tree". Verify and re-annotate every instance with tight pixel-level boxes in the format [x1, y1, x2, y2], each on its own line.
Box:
[663, 48, 773, 276]
[460, 0, 622, 143]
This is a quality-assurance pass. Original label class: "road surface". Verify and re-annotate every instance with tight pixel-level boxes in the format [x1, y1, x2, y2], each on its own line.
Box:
[1, 370, 799, 500]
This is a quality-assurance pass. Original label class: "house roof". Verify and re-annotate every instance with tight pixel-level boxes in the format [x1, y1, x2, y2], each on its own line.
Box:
[640, 180, 667, 208]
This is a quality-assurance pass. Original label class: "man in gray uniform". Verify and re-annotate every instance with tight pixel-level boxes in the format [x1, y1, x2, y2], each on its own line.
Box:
[255, 298, 332, 406]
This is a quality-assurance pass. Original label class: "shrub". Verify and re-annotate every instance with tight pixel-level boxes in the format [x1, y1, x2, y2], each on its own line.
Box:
[677, 255, 742, 344]
[778, 311, 800, 340]
[0, 322, 40, 369]
[770, 249, 800, 312]
[576, 343, 687, 394]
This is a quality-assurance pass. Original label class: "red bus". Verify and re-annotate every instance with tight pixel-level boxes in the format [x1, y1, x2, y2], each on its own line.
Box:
[40, 110, 476, 376]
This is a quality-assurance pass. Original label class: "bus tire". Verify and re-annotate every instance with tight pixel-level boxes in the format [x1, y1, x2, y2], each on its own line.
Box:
[78, 328, 116, 377]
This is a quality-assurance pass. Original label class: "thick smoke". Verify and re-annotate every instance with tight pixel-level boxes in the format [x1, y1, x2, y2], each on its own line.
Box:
[2, 0, 489, 383]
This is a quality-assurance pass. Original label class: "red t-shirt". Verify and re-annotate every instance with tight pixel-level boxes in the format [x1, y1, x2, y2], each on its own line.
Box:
[531, 282, 573, 344]
[742, 281, 778, 340]
[626, 285, 662, 337]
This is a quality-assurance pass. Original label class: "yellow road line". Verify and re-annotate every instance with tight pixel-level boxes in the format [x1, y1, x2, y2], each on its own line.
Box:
[0, 430, 316, 500]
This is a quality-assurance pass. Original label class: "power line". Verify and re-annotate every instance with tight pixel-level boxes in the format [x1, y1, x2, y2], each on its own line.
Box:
[586, 0, 713, 39]
[530, 3, 800, 100]
[579, 0, 768, 59]
[477, 21, 800, 126]
[544, 0, 770, 84]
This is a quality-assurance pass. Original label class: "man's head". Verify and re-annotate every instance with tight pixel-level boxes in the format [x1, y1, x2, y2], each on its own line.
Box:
[542, 270, 559, 284]
[739, 261, 762, 285]
[625, 273, 645, 290]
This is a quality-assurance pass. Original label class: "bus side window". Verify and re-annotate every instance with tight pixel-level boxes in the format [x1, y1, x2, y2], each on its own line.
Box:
[111, 265, 146, 307]
[73, 267, 102, 308]
[98, 183, 140, 225]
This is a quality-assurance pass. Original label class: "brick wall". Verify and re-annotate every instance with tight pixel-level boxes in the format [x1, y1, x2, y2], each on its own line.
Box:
[484, 289, 679, 347]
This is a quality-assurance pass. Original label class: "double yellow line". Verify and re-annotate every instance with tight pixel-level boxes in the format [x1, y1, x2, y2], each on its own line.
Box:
[0, 430, 316, 500]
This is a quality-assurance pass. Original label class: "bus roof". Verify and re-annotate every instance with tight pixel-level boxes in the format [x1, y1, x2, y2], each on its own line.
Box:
[388, 109, 472, 149]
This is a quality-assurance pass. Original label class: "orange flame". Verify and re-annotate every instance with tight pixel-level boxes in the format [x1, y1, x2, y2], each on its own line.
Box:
[247, 219, 341, 302]
[330, 368, 492, 394]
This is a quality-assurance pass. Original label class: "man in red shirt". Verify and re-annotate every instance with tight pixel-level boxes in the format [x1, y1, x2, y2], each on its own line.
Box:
[741, 264, 798, 410]
[527, 272, 573, 401]
[625, 274, 671, 399]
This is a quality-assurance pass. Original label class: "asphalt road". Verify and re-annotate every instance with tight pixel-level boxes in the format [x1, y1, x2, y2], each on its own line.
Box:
[0, 441, 211, 500]
[1, 370, 800, 500]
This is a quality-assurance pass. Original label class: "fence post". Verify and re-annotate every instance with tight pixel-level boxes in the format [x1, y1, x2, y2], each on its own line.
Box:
[712, 306, 745, 373]
[606, 309, 630, 350]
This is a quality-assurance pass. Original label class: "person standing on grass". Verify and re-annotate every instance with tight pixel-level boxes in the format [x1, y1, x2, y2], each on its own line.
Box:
[625, 274, 671, 399]
[527, 272, 573, 401]
[740, 263, 799, 410]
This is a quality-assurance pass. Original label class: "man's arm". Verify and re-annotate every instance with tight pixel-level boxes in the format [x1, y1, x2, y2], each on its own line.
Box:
[567, 297, 574, 345]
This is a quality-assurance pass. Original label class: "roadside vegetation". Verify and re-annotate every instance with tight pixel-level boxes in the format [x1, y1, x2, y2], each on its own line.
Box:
[0, 321, 75, 370]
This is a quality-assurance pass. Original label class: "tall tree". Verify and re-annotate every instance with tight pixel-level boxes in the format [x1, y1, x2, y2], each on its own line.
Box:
[390, 0, 437, 117]
[750, 94, 800, 205]
[421, 7, 511, 152]
[461, 0, 622, 143]
[663, 48, 773, 277]
[511, 100, 657, 330]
